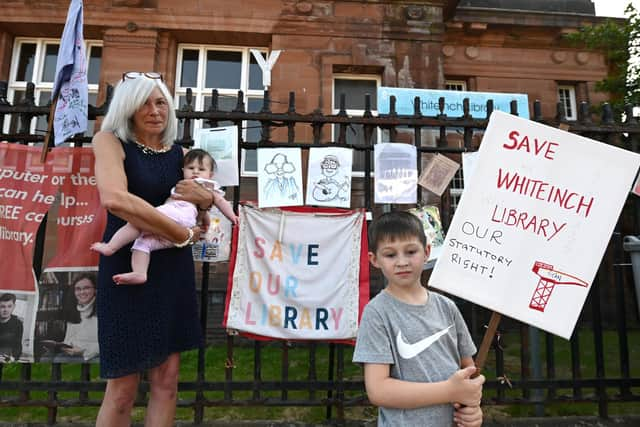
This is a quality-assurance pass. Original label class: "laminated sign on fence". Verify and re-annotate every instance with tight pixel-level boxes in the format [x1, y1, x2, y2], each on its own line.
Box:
[224, 204, 369, 341]
[429, 111, 640, 339]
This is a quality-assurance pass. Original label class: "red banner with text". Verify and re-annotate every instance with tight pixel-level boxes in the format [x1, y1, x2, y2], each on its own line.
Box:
[0, 144, 62, 291]
[46, 147, 105, 269]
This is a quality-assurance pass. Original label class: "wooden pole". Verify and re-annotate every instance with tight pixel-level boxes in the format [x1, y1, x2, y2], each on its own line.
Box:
[472, 311, 502, 378]
[40, 93, 59, 163]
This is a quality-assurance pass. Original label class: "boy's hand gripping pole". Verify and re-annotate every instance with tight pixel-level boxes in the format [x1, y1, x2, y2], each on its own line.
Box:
[471, 311, 501, 379]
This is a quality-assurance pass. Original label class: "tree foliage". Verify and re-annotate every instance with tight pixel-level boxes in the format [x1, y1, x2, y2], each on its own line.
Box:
[564, 3, 639, 117]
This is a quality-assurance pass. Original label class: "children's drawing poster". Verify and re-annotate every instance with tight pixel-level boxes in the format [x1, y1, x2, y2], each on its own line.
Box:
[257, 148, 304, 208]
[407, 206, 444, 268]
[429, 111, 640, 339]
[224, 204, 369, 341]
[374, 143, 417, 204]
[192, 206, 232, 262]
[305, 147, 352, 208]
[194, 126, 239, 187]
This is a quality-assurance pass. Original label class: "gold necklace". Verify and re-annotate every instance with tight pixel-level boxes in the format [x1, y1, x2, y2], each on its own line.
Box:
[132, 139, 170, 155]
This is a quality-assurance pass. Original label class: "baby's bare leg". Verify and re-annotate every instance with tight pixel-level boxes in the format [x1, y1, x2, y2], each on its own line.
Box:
[113, 250, 150, 285]
[91, 223, 141, 256]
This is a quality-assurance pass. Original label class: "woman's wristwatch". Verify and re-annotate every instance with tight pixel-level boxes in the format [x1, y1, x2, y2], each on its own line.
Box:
[174, 228, 194, 248]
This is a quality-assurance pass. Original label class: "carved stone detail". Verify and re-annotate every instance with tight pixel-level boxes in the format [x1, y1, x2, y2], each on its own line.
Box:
[442, 45, 455, 57]
[295, 2, 312, 14]
[406, 6, 424, 20]
[576, 52, 590, 65]
[465, 46, 479, 59]
[551, 51, 567, 64]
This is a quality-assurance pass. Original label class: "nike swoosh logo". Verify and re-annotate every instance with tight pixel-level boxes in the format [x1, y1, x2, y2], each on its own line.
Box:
[396, 325, 453, 359]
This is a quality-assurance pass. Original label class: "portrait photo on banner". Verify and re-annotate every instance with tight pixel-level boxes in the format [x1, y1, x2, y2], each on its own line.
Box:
[36, 269, 99, 363]
[0, 289, 37, 363]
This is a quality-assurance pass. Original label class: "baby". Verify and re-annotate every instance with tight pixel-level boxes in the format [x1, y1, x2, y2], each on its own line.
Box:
[91, 148, 238, 284]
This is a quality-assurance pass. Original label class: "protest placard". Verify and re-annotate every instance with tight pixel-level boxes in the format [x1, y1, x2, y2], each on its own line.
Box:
[429, 111, 640, 339]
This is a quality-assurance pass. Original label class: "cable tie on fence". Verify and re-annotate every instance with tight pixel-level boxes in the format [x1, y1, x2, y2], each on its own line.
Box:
[483, 324, 504, 351]
[497, 374, 513, 389]
[225, 358, 236, 369]
[226, 328, 239, 336]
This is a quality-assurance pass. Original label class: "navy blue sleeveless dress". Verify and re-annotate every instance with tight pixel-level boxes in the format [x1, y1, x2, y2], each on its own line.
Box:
[97, 141, 203, 379]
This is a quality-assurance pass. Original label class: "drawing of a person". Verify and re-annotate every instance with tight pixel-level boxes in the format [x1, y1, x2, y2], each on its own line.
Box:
[263, 153, 300, 200]
[312, 155, 349, 202]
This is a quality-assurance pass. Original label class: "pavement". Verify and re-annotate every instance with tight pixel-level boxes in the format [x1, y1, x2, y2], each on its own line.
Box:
[2, 416, 640, 426]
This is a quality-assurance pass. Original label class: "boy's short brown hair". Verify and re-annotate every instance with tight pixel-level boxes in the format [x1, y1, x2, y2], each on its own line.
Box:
[368, 211, 427, 253]
[0, 293, 16, 304]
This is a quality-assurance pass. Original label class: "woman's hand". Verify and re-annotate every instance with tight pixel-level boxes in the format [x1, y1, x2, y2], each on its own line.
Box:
[172, 179, 214, 210]
[191, 225, 202, 243]
[61, 346, 84, 356]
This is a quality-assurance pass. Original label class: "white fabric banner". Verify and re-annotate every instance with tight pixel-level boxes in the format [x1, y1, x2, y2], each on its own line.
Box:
[226, 205, 364, 340]
[429, 111, 640, 339]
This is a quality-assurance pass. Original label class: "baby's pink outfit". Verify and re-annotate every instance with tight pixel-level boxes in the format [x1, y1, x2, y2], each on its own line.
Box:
[132, 200, 197, 253]
[131, 180, 223, 254]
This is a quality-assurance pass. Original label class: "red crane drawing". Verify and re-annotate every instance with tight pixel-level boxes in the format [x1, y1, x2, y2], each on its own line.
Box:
[529, 261, 588, 312]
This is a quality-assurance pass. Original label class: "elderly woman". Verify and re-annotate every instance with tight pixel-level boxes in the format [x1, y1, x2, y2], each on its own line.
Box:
[93, 72, 212, 426]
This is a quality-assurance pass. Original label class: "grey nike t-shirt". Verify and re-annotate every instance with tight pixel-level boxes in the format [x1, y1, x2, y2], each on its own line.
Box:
[353, 290, 477, 426]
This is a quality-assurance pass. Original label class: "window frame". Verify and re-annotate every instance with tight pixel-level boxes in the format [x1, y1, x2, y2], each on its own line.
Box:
[445, 80, 467, 91]
[557, 84, 577, 121]
[174, 44, 267, 177]
[331, 74, 381, 177]
[5, 37, 102, 137]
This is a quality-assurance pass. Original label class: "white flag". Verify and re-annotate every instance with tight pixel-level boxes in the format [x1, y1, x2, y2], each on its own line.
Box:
[52, 0, 88, 146]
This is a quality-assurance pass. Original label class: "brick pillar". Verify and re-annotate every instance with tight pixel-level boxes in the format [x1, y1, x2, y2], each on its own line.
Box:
[100, 28, 160, 98]
[0, 31, 14, 80]
[576, 81, 590, 105]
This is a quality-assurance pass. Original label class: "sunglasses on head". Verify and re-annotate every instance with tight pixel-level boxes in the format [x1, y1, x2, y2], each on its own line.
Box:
[122, 71, 164, 82]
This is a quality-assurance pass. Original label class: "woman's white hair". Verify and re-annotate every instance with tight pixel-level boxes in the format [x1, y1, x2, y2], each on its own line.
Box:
[100, 75, 178, 147]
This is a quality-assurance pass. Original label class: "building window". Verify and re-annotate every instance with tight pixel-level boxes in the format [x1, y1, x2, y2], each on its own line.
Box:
[445, 80, 467, 91]
[175, 45, 266, 175]
[5, 38, 102, 138]
[557, 85, 577, 120]
[332, 75, 380, 174]
[449, 166, 465, 212]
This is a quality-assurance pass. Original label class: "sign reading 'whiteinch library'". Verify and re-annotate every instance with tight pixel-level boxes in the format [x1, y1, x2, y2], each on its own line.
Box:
[377, 87, 530, 119]
[429, 111, 640, 339]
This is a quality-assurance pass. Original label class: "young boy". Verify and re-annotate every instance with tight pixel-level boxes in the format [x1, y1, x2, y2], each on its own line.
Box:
[0, 293, 23, 362]
[91, 149, 238, 284]
[353, 211, 484, 427]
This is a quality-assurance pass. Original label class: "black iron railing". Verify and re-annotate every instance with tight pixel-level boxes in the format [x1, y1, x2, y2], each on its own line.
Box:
[0, 80, 639, 424]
